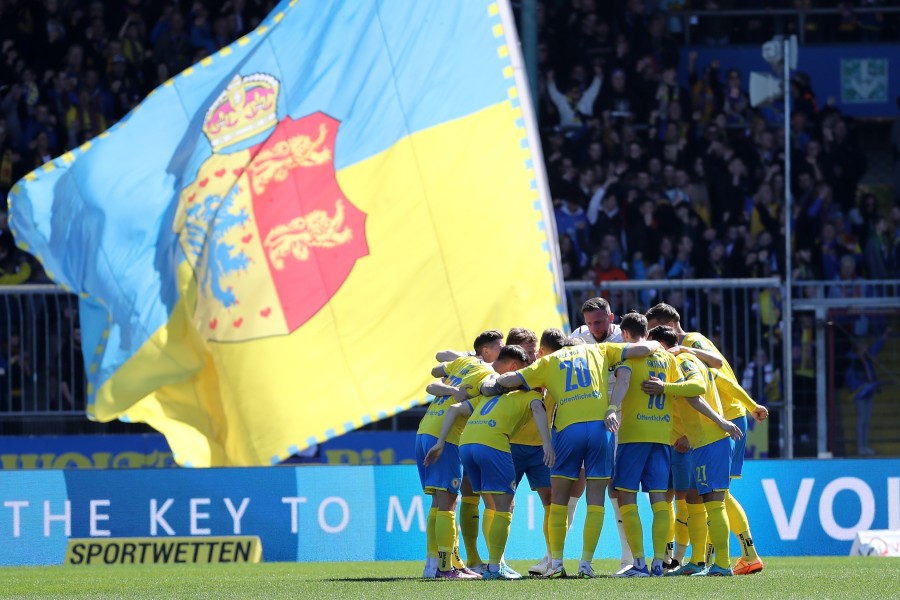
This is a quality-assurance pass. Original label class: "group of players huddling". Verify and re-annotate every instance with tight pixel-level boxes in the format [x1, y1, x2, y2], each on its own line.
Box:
[415, 299, 769, 580]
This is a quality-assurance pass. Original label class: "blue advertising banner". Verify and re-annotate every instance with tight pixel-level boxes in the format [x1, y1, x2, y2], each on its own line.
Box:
[1, 459, 897, 565]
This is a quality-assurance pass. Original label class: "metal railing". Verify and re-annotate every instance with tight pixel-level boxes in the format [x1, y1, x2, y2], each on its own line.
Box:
[565, 278, 783, 377]
[0, 285, 82, 416]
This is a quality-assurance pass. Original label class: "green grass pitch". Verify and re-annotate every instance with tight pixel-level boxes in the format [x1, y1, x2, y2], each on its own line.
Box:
[1, 558, 898, 599]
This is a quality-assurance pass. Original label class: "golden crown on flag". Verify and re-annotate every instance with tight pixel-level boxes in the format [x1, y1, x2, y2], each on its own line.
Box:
[203, 73, 279, 152]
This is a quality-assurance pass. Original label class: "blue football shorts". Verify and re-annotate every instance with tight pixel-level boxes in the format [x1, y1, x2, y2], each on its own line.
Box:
[551, 421, 613, 480]
[510, 443, 551, 490]
[691, 436, 734, 495]
[613, 442, 671, 493]
[460, 443, 517, 494]
[730, 415, 748, 478]
[670, 447, 694, 491]
[415, 433, 462, 495]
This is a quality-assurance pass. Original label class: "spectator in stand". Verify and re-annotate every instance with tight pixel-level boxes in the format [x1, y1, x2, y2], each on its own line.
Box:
[596, 67, 638, 126]
[864, 216, 896, 280]
[822, 116, 867, 213]
[0, 218, 31, 285]
[722, 68, 750, 126]
[590, 247, 628, 287]
[559, 232, 589, 281]
[546, 65, 602, 134]
[741, 347, 779, 407]
[699, 239, 728, 278]
[845, 329, 890, 456]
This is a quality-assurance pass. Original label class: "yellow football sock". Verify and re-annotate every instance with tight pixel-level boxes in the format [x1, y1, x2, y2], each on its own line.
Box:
[459, 497, 482, 565]
[482, 508, 496, 550]
[705, 500, 731, 569]
[651, 501, 672, 561]
[426, 507, 438, 559]
[487, 511, 513, 565]
[687, 502, 707, 565]
[549, 503, 568, 560]
[666, 501, 675, 546]
[581, 505, 605, 562]
[725, 491, 759, 561]
[620, 503, 644, 560]
[674, 499, 690, 562]
[543, 504, 551, 556]
[435, 510, 455, 571]
[450, 512, 465, 569]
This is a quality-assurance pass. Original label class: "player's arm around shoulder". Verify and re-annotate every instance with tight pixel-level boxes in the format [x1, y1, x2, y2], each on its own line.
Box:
[481, 359, 538, 396]
[619, 339, 662, 360]
[425, 380, 472, 401]
[423, 401, 474, 466]
[671, 343, 724, 369]
[435, 349, 470, 363]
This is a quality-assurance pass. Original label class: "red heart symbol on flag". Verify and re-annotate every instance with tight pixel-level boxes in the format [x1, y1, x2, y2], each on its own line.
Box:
[187, 193, 195, 203]
[209, 319, 218, 330]
[241, 234, 252, 243]
[260, 307, 271, 317]
[199, 178, 209, 188]
[234, 318, 243, 328]
[232, 168, 243, 177]
[215, 169, 226, 178]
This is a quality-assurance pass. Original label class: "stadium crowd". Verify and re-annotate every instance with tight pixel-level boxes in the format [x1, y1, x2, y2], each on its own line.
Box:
[0, 0, 280, 285]
[538, 1, 894, 290]
[0, 1, 896, 454]
[0, 1, 896, 287]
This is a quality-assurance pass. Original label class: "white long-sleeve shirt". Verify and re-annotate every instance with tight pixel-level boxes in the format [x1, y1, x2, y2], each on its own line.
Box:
[548, 76, 601, 127]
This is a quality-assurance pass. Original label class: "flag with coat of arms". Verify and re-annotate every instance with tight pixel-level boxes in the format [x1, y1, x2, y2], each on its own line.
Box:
[8, 0, 566, 466]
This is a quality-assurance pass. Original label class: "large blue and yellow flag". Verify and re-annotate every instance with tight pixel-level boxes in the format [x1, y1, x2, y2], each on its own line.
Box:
[8, 0, 566, 466]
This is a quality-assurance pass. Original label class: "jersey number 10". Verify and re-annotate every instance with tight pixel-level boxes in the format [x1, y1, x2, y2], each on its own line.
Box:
[646, 370, 667, 409]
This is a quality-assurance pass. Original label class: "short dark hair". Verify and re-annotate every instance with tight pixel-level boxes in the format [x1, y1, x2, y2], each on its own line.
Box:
[619, 311, 648, 339]
[581, 297, 611, 314]
[473, 330, 504, 355]
[507, 327, 538, 346]
[539, 328, 568, 352]
[645, 303, 680, 325]
[497, 344, 529, 365]
[648, 325, 678, 348]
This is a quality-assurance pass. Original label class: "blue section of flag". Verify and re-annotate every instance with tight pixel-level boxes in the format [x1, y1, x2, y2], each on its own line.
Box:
[8, 0, 509, 396]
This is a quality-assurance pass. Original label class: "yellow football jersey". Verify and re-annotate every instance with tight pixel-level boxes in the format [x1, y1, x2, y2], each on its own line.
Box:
[614, 349, 682, 445]
[681, 332, 758, 421]
[417, 357, 493, 444]
[509, 389, 553, 446]
[517, 343, 627, 431]
[460, 390, 545, 453]
[671, 354, 728, 449]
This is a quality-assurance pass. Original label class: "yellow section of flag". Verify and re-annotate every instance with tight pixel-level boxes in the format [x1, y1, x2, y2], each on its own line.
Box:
[99, 101, 563, 466]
